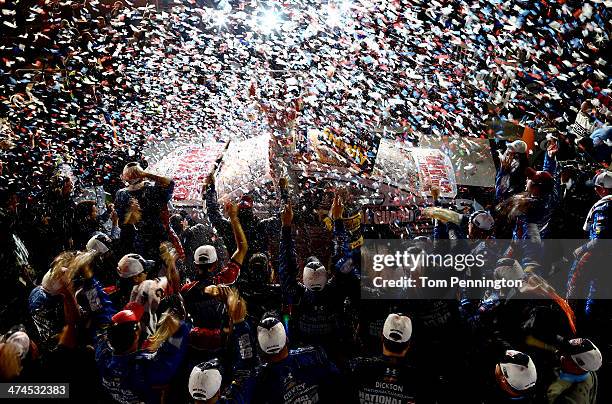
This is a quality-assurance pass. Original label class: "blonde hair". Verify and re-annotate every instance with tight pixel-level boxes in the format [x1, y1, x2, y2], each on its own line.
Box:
[159, 242, 180, 295]
[145, 313, 180, 352]
[0, 343, 22, 381]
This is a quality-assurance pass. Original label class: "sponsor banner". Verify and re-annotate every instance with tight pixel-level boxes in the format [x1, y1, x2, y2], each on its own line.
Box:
[150, 142, 227, 202]
[307, 128, 381, 171]
[419, 135, 496, 188]
[215, 134, 272, 201]
[361, 239, 612, 300]
[373, 139, 457, 198]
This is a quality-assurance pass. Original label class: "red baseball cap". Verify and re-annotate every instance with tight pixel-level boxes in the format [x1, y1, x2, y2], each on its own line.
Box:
[239, 195, 254, 210]
[111, 302, 145, 324]
[526, 167, 554, 188]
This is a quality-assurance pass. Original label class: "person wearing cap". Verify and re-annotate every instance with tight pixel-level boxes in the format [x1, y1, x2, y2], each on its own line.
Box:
[203, 173, 288, 264]
[188, 291, 257, 403]
[180, 215, 230, 281]
[85, 232, 119, 289]
[495, 139, 530, 203]
[181, 201, 247, 356]
[278, 202, 347, 353]
[114, 161, 175, 261]
[250, 315, 342, 403]
[235, 252, 283, 327]
[347, 313, 423, 402]
[497, 167, 555, 266]
[566, 170, 612, 334]
[485, 349, 538, 403]
[546, 338, 602, 404]
[115, 252, 156, 309]
[79, 254, 191, 404]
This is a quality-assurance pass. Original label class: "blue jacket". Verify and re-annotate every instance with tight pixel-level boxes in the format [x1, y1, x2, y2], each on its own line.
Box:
[278, 227, 344, 347]
[84, 277, 191, 404]
[252, 346, 342, 403]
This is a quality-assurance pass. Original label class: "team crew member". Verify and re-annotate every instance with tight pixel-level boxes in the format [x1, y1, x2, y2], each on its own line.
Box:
[181, 201, 248, 354]
[79, 265, 191, 404]
[546, 338, 602, 404]
[278, 202, 346, 352]
[250, 315, 342, 403]
[488, 350, 538, 403]
[348, 313, 423, 403]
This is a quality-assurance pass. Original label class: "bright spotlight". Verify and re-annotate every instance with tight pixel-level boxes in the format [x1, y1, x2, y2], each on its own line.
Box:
[214, 11, 227, 27]
[340, 0, 352, 12]
[327, 6, 340, 27]
[259, 9, 280, 34]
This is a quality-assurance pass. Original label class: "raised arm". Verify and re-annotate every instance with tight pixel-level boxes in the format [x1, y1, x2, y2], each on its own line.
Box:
[203, 172, 228, 229]
[279, 203, 300, 302]
[142, 170, 173, 188]
[226, 201, 248, 266]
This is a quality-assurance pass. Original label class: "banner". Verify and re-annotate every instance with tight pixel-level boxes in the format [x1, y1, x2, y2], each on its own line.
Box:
[150, 142, 227, 202]
[215, 134, 272, 201]
[307, 128, 380, 171]
[419, 135, 495, 188]
[410, 148, 457, 198]
[372, 139, 457, 198]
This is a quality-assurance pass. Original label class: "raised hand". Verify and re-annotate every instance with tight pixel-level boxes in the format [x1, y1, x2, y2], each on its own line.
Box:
[281, 202, 293, 227]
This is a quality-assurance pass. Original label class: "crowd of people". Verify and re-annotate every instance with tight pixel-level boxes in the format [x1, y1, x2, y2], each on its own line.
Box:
[1, 120, 612, 403]
[1, 0, 611, 403]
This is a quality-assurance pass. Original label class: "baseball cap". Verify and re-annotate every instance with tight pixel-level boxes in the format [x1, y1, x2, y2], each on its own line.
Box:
[498, 350, 537, 391]
[188, 359, 223, 401]
[194, 245, 218, 265]
[239, 195, 254, 210]
[526, 168, 554, 193]
[494, 258, 524, 282]
[539, 133, 559, 151]
[594, 171, 612, 189]
[257, 317, 287, 355]
[382, 313, 412, 343]
[469, 210, 495, 231]
[507, 140, 528, 154]
[86, 233, 112, 255]
[566, 338, 602, 372]
[111, 302, 145, 324]
[302, 257, 327, 291]
[117, 254, 154, 278]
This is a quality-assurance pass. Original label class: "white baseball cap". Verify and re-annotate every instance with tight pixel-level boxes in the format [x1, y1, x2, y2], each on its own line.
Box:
[498, 350, 537, 391]
[539, 133, 558, 151]
[4, 331, 30, 360]
[117, 254, 153, 278]
[383, 313, 412, 343]
[257, 317, 287, 355]
[507, 140, 528, 154]
[188, 360, 223, 401]
[567, 338, 603, 372]
[86, 233, 112, 255]
[194, 245, 218, 265]
[594, 171, 612, 189]
[302, 258, 327, 291]
[469, 210, 495, 231]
